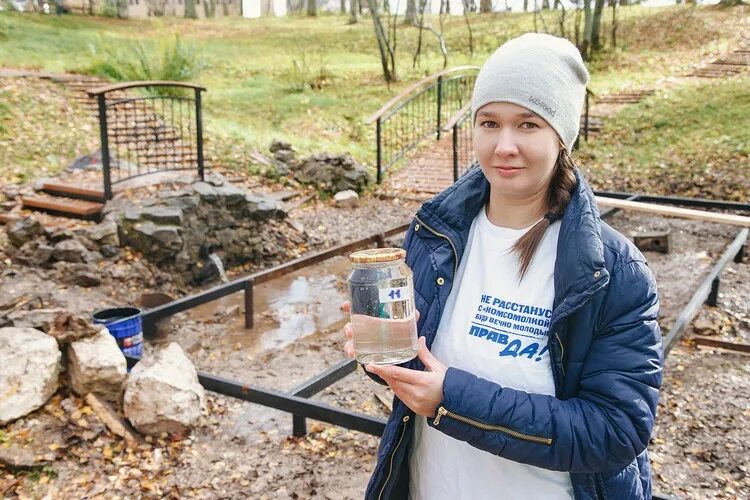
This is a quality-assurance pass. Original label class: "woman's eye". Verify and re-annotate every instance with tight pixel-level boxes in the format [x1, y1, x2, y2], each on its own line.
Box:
[520, 121, 539, 129]
[481, 121, 498, 128]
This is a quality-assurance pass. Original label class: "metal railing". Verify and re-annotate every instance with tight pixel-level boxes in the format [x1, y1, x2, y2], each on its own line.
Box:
[87, 81, 206, 200]
[366, 66, 479, 184]
[443, 102, 475, 182]
[124, 194, 748, 440]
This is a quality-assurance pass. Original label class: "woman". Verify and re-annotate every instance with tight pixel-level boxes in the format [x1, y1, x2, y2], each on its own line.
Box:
[344, 33, 663, 500]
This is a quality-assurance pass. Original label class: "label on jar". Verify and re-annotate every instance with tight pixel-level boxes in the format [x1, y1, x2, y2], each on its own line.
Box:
[379, 286, 409, 304]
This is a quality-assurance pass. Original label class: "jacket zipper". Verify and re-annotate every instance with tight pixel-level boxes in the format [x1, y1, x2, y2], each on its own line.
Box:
[377, 415, 410, 500]
[414, 215, 459, 278]
[554, 331, 565, 376]
[432, 406, 552, 445]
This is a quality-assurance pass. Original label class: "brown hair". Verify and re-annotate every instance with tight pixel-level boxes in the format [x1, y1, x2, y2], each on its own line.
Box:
[511, 145, 577, 281]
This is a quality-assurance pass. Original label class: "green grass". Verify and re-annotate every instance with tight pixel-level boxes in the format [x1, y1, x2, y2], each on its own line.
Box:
[0, 5, 747, 181]
[579, 75, 750, 201]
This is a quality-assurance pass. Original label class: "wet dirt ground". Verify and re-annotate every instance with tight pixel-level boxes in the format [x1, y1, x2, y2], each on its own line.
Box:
[1, 198, 748, 499]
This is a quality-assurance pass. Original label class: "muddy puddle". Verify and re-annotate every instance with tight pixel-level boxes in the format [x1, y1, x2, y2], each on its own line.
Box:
[187, 255, 351, 355]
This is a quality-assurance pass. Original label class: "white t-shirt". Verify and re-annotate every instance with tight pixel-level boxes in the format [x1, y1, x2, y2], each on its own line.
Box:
[408, 207, 573, 500]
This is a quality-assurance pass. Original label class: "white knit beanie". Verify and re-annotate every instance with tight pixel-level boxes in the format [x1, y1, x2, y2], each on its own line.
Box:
[471, 33, 589, 151]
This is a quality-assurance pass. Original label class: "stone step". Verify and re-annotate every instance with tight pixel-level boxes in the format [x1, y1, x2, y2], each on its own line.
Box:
[21, 195, 104, 221]
[40, 182, 105, 203]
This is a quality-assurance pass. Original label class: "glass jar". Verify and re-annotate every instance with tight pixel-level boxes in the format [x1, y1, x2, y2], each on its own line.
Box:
[348, 248, 418, 366]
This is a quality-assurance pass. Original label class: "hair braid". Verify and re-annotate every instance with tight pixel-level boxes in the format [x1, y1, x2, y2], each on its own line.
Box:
[512, 146, 577, 281]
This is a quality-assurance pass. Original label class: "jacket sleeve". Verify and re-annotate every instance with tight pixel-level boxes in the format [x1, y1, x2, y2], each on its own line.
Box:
[430, 260, 663, 473]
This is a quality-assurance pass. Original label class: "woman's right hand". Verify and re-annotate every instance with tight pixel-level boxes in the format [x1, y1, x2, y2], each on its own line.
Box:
[342, 301, 356, 359]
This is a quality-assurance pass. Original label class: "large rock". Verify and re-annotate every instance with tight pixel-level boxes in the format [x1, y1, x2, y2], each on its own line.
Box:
[8, 216, 43, 248]
[293, 153, 371, 194]
[53, 239, 90, 263]
[123, 222, 183, 261]
[0, 327, 62, 425]
[84, 219, 120, 247]
[334, 189, 359, 208]
[123, 343, 205, 435]
[66, 329, 127, 402]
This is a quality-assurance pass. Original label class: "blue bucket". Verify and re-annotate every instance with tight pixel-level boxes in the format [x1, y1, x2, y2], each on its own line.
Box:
[93, 307, 143, 357]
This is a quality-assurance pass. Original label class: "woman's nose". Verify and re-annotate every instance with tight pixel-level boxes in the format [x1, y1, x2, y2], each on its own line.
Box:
[493, 129, 519, 156]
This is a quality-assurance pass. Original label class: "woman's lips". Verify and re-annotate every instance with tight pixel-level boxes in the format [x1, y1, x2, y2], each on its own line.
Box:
[492, 166, 524, 177]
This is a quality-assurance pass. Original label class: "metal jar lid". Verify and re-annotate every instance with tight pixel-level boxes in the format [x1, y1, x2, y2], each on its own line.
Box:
[349, 247, 406, 264]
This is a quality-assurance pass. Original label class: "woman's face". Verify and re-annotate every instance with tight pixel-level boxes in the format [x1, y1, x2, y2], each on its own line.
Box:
[474, 101, 562, 202]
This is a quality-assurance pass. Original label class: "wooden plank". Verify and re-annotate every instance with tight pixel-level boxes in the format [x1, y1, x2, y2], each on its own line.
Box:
[21, 196, 103, 217]
[693, 336, 750, 354]
[0, 214, 22, 225]
[41, 182, 104, 202]
[595, 197, 750, 227]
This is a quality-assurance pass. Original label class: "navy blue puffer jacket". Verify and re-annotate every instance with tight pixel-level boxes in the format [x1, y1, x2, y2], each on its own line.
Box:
[364, 167, 663, 500]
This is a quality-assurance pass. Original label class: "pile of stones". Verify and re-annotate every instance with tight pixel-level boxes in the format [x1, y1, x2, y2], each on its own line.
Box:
[0, 321, 205, 439]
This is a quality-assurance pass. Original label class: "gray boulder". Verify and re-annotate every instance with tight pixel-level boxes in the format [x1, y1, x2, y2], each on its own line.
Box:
[85, 219, 120, 247]
[293, 153, 371, 194]
[0, 327, 62, 425]
[123, 222, 183, 260]
[334, 189, 360, 208]
[53, 239, 90, 263]
[8, 217, 43, 248]
[123, 342, 205, 435]
[66, 329, 127, 403]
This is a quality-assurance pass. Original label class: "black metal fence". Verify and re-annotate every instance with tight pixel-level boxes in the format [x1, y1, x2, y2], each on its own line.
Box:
[125, 193, 749, 442]
[87, 81, 206, 200]
[366, 66, 479, 184]
[444, 102, 475, 182]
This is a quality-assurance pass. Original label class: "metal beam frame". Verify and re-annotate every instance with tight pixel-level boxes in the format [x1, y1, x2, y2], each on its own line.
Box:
[125, 355, 385, 436]
[663, 228, 748, 355]
[128, 191, 748, 444]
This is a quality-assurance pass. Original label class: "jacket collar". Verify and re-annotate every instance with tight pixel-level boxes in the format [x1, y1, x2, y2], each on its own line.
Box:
[416, 166, 609, 313]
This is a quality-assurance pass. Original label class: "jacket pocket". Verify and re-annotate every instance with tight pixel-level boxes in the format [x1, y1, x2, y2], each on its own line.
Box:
[432, 406, 553, 445]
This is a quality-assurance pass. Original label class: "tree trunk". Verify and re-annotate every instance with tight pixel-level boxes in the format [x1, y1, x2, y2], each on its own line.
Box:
[308, 0, 317, 16]
[461, 0, 475, 55]
[368, 0, 396, 82]
[185, 0, 198, 18]
[405, 0, 417, 24]
[581, 0, 593, 59]
[610, 0, 616, 49]
[480, 0, 492, 13]
[524, 0, 529, 12]
[591, 0, 605, 52]
[350, 0, 359, 22]
[341, 0, 347, 13]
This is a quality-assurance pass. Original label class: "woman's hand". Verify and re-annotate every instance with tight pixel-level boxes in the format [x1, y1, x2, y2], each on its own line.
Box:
[366, 337, 447, 418]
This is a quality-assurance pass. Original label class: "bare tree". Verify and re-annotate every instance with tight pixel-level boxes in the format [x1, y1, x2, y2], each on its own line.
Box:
[308, 0, 317, 16]
[461, 0, 475, 55]
[412, 0, 449, 69]
[369, 0, 398, 82]
[610, 0, 617, 49]
[350, 0, 359, 22]
[591, 0, 605, 51]
[556, 0, 567, 38]
[405, 0, 417, 24]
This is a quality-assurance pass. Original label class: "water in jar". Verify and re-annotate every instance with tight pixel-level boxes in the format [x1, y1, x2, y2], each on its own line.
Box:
[348, 258, 418, 366]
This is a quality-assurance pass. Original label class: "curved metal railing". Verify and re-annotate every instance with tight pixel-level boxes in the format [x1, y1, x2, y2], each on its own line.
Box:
[442, 102, 476, 182]
[366, 66, 479, 183]
[87, 81, 207, 199]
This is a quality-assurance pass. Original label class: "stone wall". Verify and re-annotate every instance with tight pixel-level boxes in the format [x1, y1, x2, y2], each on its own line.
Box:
[113, 174, 290, 284]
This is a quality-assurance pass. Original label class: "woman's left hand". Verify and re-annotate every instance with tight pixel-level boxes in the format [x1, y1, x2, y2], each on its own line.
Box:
[366, 337, 447, 418]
